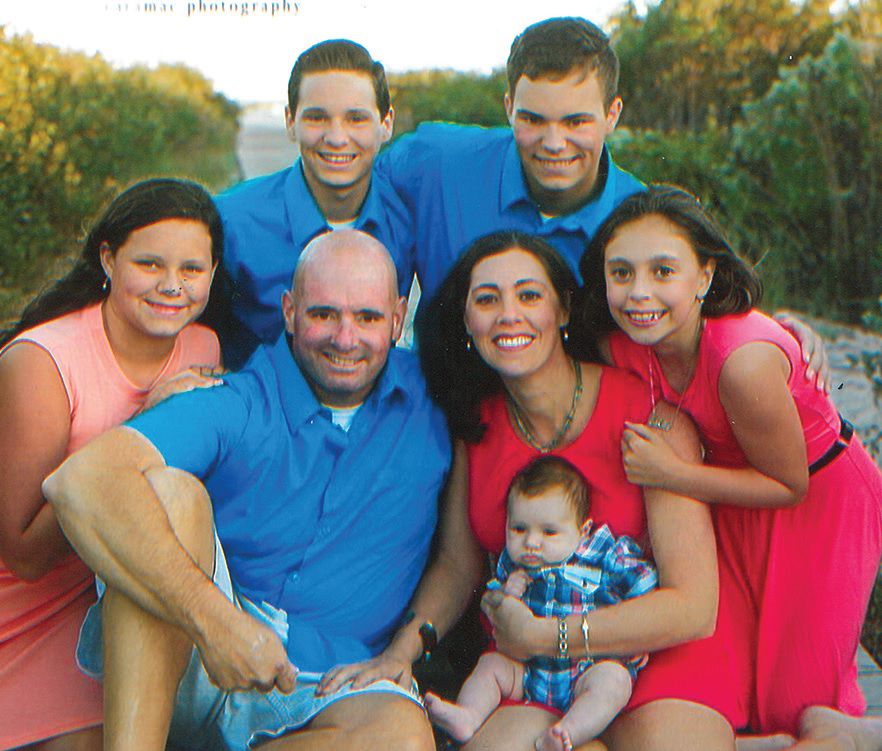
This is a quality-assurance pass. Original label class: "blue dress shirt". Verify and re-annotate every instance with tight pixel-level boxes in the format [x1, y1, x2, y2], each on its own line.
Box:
[215, 160, 415, 368]
[376, 123, 645, 303]
[127, 335, 451, 672]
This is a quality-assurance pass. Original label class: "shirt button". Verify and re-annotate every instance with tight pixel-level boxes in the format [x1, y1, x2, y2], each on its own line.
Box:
[548, 573, 556, 582]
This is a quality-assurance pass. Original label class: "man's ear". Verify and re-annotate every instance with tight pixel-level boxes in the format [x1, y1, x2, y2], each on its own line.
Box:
[282, 289, 296, 335]
[284, 106, 297, 144]
[391, 295, 407, 344]
[380, 107, 394, 144]
[605, 96, 623, 134]
[504, 92, 514, 125]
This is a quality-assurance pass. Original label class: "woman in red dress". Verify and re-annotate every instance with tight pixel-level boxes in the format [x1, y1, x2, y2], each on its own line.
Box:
[321, 231, 739, 751]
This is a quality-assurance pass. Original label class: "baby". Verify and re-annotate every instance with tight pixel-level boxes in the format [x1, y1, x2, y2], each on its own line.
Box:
[425, 456, 657, 751]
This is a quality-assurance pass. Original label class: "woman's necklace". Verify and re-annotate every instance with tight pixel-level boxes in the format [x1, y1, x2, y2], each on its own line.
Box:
[509, 357, 583, 453]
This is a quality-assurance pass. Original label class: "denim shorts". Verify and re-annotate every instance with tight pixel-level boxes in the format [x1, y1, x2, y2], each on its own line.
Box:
[76, 537, 423, 750]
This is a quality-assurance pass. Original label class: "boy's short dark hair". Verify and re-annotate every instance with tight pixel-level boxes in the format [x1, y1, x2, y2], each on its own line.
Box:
[508, 456, 590, 524]
[287, 39, 391, 116]
[506, 17, 619, 110]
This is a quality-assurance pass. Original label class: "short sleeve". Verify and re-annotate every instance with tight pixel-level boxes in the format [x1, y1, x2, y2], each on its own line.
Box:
[606, 535, 658, 601]
[126, 383, 248, 479]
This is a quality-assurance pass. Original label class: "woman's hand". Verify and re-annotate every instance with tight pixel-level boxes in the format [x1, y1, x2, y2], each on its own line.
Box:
[621, 421, 683, 488]
[481, 589, 544, 661]
[316, 650, 414, 696]
[142, 365, 225, 412]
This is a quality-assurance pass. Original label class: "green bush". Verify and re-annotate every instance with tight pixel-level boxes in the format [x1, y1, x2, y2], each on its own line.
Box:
[0, 30, 240, 322]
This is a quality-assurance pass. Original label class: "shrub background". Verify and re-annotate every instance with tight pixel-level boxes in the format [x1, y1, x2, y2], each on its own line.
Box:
[0, 28, 240, 321]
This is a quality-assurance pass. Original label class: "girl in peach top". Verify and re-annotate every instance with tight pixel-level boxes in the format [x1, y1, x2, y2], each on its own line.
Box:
[0, 179, 225, 751]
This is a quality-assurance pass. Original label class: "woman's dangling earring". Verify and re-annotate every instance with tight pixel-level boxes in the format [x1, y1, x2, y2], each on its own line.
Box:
[561, 326, 569, 342]
[466, 338, 472, 351]
[102, 277, 110, 292]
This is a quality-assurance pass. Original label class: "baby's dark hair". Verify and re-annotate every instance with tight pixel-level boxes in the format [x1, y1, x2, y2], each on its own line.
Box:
[507, 455, 589, 524]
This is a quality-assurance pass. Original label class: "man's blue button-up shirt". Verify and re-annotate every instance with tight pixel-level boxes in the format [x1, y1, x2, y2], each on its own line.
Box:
[215, 160, 415, 368]
[376, 123, 644, 304]
[127, 335, 451, 672]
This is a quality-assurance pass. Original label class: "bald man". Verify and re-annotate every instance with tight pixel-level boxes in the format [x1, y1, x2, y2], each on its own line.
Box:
[44, 231, 451, 751]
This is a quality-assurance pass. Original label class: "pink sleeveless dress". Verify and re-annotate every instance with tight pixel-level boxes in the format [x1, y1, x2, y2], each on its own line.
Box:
[0, 303, 219, 749]
[610, 310, 882, 734]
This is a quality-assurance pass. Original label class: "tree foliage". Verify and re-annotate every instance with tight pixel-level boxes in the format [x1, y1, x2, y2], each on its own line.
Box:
[389, 69, 507, 134]
[0, 29, 240, 320]
[608, 2, 881, 321]
[612, 0, 836, 131]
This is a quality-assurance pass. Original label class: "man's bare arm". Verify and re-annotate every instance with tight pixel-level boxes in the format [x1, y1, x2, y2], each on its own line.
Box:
[43, 426, 296, 693]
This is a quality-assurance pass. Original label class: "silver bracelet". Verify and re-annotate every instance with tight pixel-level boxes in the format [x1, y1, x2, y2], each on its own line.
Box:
[558, 617, 569, 659]
[580, 611, 590, 658]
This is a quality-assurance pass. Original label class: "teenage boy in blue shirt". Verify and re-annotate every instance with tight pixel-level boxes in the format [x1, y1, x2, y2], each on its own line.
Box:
[377, 17, 642, 305]
[44, 232, 450, 751]
[376, 15, 828, 381]
[218, 39, 414, 368]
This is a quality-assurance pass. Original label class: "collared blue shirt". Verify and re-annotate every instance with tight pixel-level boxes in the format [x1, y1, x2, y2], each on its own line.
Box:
[215, 160, 415, 368]
[127, 335, 451, 672]
[376, 123, 644, 303]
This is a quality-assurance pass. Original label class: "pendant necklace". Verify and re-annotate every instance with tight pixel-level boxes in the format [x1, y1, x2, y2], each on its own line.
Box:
[510, 357, 583, 452]
[646, 333, 700, 432]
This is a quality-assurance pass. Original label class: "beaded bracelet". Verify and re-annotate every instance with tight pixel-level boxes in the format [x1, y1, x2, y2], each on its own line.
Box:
[558, 617, 569, 659]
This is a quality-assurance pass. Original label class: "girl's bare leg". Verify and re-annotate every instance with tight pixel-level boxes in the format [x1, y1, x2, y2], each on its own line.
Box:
[27, 726, 102, 751]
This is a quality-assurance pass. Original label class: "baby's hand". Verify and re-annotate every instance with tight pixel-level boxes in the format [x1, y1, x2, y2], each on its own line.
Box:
[503, 568, 530, 598]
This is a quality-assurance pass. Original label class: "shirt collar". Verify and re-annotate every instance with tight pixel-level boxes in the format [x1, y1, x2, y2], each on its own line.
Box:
[500, 136, 533, 214]
[264, 335, 414, 432]
[284, 160, 331, 249]
[284, 159, 383, 249]
[499, 141, 617, 231]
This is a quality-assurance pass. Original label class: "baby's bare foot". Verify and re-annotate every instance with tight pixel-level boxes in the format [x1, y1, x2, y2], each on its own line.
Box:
[535, 724, 573, 751]
[424, 692, 483, 743]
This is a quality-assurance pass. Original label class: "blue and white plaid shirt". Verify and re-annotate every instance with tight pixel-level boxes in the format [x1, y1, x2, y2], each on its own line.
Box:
[490, 521, 658, 710]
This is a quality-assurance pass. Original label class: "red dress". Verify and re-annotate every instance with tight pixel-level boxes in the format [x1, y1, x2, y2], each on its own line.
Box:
[610, 310, 882, 734]
[468, 365, 744, 727]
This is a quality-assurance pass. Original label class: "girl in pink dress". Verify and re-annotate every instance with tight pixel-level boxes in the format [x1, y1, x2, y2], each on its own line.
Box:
[581, 184, 882, 751]
[0, 179, 224, 751]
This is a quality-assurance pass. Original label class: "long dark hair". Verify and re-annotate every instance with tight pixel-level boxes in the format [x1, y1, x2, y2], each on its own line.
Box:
[417, 230, 581, 443]
[578, 185, 763, 338]
[1, 178, 229, 348]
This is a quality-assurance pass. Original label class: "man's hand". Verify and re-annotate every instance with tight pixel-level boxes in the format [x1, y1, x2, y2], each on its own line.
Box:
[142, 366, 225, 412]
[774, 311, 831, 392]
[194, 607, 297, 694]
[481, 589, 541, 661]
[316, 651, 414, 696]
